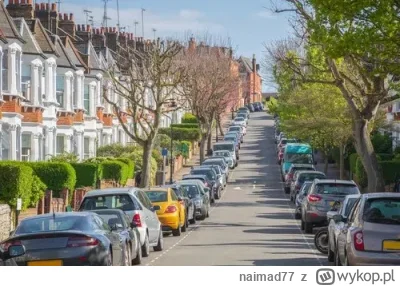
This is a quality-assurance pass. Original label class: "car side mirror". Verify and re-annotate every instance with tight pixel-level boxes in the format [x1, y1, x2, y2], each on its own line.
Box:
[204, 187, 210, 194]
[110, 223, 118, 231]
[130, 222, 138, 228]
[9, 230, 15, 237]
[1, 245, 26, 261]
[333, 214, 344, 223]
[152, 205, 161, 211]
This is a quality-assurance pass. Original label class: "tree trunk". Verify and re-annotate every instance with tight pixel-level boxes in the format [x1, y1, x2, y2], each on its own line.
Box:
[140, 140, 153, 188]
[324, 153, 329, 176]
[207, 132, 212, 154]
[353, 119, 386, 193]
[218, 118, 224, 136]
[199, 134, 207, 164]
[339, 144, 345, 180]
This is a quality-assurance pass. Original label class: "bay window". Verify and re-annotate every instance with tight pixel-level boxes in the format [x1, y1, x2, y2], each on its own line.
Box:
[21, 64, 31, 102]
[84, 84, 90, 113]
[56, 135, 65, 155]
[84, 137, 90, 159]
[21, 133, 32, 161]
[56, 75, 65, 108]
[1, 49, 8, 92]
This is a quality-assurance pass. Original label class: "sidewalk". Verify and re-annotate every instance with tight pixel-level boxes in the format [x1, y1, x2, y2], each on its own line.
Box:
[171, 115, 232, 181]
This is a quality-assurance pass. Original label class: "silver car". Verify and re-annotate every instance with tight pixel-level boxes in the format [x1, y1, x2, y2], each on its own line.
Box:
[79, 188, 163, 258]
[203, 158, 229, 184]
[232, 117, 246, 127]
[335, 193, 400, 266]
[227, 125, 246, 139]
[301, 179, 360, 233]
[326, 194, 360, 262]
[294, 181, 313, 219]
[176, 180, 211, 220]
[212, 151, 237, 169]
[213, 142, 238, 161]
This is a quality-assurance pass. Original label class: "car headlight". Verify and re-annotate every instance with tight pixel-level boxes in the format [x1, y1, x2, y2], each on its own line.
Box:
[194, 200, 202, 207]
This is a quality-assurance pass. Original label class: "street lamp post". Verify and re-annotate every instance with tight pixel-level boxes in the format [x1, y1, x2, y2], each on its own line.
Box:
[165, 100, 177, 184]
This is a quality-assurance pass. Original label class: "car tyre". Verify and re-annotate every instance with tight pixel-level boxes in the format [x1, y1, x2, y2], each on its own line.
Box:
[141, 234, 150, 257]
[215, 187, 221, 200]
[182, 215, 188, 232]
[235, 162, 238, 167]
[304, 221, 313, 234]
[153, 229, 164, 251]
[132, 242, 142, 265]
[189, 210, 196, 224]
[123, 243, 131, 266]
[327, 239, 334, 262]
[103, 249, 113, 266]
[294, 211, 301, 220]
[284, 187, 290, 194]
[172, 225, 182, 236]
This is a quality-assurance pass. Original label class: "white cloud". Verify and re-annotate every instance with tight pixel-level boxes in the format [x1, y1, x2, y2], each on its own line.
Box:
[61, 4, 224, 38]
[256, 10, 277, 19]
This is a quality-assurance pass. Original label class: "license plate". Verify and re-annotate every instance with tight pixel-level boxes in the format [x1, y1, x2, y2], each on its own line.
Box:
[27, 260, 63, 266]
[383, 241, 400, 251]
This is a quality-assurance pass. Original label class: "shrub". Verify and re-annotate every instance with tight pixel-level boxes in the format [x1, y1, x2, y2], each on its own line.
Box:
[30, 175, 47, 207]
[181, 113, 198, 123]
[376, 153, 394, 161]
[159, 127, 200, 141]
[355, 157, 368, 189]
[101, 161, 129, 185]
[171, 123, 199, 129]
[394, 146, 400, 155]
[29, 162, 76, 195]
[154, 134, 172, 149]
[380, 161, 400, 185]
[48, 153, 79, 163]
[371, 132, 393, 154]
[97, 143, 136, 157]
[125, 149, 158, 185]
[0, 164, 33, 210]
[180, 141, 192, 158]
[70, 163, 99, 188]
[115, 158, 135, 179]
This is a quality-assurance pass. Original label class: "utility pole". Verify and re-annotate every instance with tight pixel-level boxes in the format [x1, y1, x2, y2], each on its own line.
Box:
[134, 20, 139, 36]
[116, 0, 120, 32]
[141, 8, 146, 38]
[56, 0, 62, 13]
[84, 9, 92, 26]
[152, 28, 156, 40]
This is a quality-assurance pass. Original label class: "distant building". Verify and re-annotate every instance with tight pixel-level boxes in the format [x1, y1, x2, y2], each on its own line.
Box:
[237, 55, 262, 104]
[262, 92, 278, 101]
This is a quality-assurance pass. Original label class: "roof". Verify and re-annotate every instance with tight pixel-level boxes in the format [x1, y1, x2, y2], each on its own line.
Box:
[89, 209, 126, 215]
[176, 180, 203, 185]
[142, 187, 170, 192]
[361, 193, 400, 199]
[0, 0, 21, 40]
[13, 18, 43, 55]
[314, 179, 356, 185]
[25, 19, 57, 55]
[20, 211, 93, 222]
[290, 164, 315, 168]
[296, 170, 325, 175]
[239, 56, 253, 73]
[62, 36, 87, 69]
[53, 36, 76, 68]
[83, 187, 137, 197]
[213, 142, 234, 145]
[182, 174, 207, 178]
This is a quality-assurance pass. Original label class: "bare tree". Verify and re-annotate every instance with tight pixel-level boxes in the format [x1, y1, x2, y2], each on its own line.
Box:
[179, 39, 240, 163]
[105, 39, 185, 187]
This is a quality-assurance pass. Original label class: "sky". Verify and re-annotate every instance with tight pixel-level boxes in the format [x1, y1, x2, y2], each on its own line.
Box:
[58, 0, 292, 92]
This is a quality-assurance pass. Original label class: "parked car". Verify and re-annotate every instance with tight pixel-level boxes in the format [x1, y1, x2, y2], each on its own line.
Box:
[168, 184, 196, 225]
[300, 180, 361, 233]
[0, 244, 25, 266]
[275, 132, 285, 144]
[281, 143, 314, 180]
[294, 181, 313, 219]
[284, 164, 316, 194]
[277, 138, 298, 154]
[90, 209, 144, 265]
[1, 212, 125, 266]
[189, 167, 219, 202]
[202, 157, 229, 184]
[226, 130, 243, 145]
[213, 142, 238, 160]
[176, 180, 211, 220]
[199, 164, 225, 190]
[326, 194, 360, 262]
[334, 193, 400, 266]
[289, 170, 326, 201]
[237, 110, 250, 119]
[224, 133, 240, 151]
[235, 113, 248, 124]
[79, 188, 162, 257]
[212, 150, 237, 169]
[232, 117, 246, 127]
[247, 104, 255, 112]
[192, 165, 223, 198]
[144, 187, 186, 236]
[277, 146, 285, 164]
[228, 125, 246, 138]
[238, 106, 250, 114]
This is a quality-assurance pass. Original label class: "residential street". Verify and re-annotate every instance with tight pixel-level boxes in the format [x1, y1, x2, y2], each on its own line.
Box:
[142, 112, 327, 266]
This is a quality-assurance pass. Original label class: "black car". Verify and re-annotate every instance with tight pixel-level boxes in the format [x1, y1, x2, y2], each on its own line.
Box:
[176, 180, 211, 220]
[89, 209, 143, 265]
[168, 184, 196, 224]
[181, 174, 215, 201]
[247, 104, 255, 112]
[190, 167, 220, 201]
[1, 212, 125, 266]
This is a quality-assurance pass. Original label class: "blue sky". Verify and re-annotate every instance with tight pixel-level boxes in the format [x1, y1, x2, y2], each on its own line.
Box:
[61, 0, 292, 91]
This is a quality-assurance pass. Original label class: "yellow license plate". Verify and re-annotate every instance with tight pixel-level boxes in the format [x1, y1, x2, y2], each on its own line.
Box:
[383, 241, 400, 251]
[27, 260, 63, 266]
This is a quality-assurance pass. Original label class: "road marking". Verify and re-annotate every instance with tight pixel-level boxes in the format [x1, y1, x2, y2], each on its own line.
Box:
[145, 166, 233, 266]
[234, 187, 241, 190]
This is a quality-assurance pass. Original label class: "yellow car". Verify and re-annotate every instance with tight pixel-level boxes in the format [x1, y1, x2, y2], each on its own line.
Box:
[144, 187, 186, 236]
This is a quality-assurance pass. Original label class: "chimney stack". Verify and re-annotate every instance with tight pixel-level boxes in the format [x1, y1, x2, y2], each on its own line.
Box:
[6, 0, 34, 19]
[59, 11, 76, 37]
[34, 2, 59, 34]
[252, 54, 256, 72]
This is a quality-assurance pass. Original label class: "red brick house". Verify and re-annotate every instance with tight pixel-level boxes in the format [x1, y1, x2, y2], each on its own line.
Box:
[238, 55, 262, 104]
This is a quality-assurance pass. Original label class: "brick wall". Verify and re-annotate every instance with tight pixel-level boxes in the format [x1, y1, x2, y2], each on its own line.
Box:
[2, 96, 22, 113]
[57, 113, 74, 125]
[0, 204, 11, 242]
[21, 108, 43, 123]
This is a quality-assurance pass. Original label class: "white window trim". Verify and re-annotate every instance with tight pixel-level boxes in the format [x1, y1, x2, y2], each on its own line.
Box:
[0, 46, 3, 100]
[4, 43, 23, 96]
[44, 57, 57, 103]
[64, 71, 74, 111]
[74, 69, 84, 110]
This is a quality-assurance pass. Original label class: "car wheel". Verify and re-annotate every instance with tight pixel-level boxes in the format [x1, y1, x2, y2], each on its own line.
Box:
[206, 206, 210, 217]
[153, 229, 164, 251]
[189, 210, 196, 224]
[182, 214, 187, 233]
[132, 242, 142, 265]
[211, 197, 215, 204]
[304, 221, 313, 234]
[327, 239, 334, 262]
[103, 249, 113, 266]
[172, 225, 181, 236]
[284, 187, 290, 194]
[294, 211, 301, 220]
[141, 234, 150, 257]
[235, 162, 238, 167]
[124, 243, 131, 266]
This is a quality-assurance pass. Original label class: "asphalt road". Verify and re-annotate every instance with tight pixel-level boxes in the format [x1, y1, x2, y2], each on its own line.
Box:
[142, 112, 328, 266]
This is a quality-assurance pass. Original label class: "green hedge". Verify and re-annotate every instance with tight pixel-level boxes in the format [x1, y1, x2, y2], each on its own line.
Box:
[376, 153, 394, 161]
[349, 153, 359, 175]
[30, 175, 47, 206]
[116, 158, 135, 179]
[171, 123, 199, 129]
[159, 127, 201, 141]
[0, 164, 34, 210]
[29, 162, 76, 195]
[381, 161, 400, 185]
[70, 163, 99, 188]
[181, 113, 198, 123]
[101, 161, 129, 185]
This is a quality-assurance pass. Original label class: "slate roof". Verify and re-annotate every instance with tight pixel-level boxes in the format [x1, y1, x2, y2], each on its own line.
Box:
[0, 0, 21, 41]
[25, 19, 57, 55]
[53, 35, 75, 69]
[239, 56, 253, 73]
[62, 36, 87, 70]
[13, 18, 43, 55]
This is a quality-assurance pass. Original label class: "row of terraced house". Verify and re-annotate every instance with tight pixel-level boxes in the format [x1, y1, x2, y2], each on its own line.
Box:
[0, 0, 186, 162]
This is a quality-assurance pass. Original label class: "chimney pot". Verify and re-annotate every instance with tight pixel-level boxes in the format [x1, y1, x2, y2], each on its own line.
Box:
[77, 24, 81, 31]
[69, 13, 74, 21]
[51, 3, 57, 12]
[112, 27, 116, 33]
[87, 25, 91, 32]
[58, 13, 62, 19]
[100, 27, 104, 34]
[40, 3, 45, 10]
[9, 0, 15, 4]
[63, 13, 68, 21]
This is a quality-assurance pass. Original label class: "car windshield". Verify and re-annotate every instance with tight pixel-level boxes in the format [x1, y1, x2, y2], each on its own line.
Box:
[146, 191, 168, 202]
[182, 177, 205, 183]
[181, 185, 200, 197]
[291, 167, 314, 174]
[80, 194, 138, 211]
[229, 127, 241, 132]
[363, 198, 400, 225]
[299, 173, 326, 183]
[204, 161, 224, 168]
[16, 216, 89, 234]
[315, 184, 359, 195]
[224, 136, 236, 142]
[213, 151, 230, 157]
[234, 118, 244, 121]
[237, 114, 246, 117]
[285, 153, 313, 164]
[191, 169, 215, 180]
[214, 144, 234, 152]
